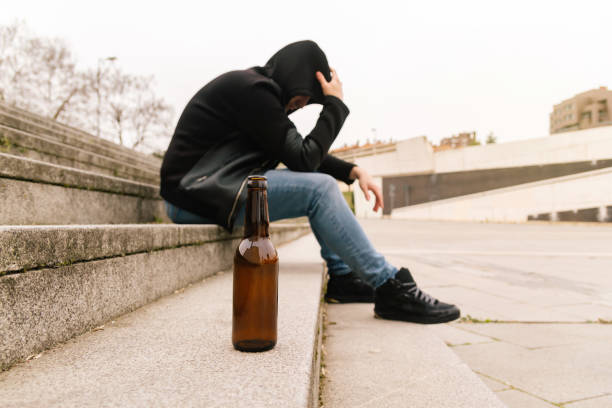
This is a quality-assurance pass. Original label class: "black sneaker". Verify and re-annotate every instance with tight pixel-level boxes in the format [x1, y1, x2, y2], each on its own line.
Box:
[325, 271, 375, 303]
[374, 268, 460, 324]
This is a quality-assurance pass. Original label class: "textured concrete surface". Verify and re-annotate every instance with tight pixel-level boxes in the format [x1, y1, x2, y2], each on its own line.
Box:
[0, 124, 159, 184]
[564, 395, 612, 407]
[0, 235, 324, 408]
[323, 303, 505, 407]
[495, 389, 559, 408]
[0, 105, 160, 170]
[358, 219, 612, 408]
[0, 223, 310, 273]
[0, 153, 158, 197]
[0, 176, 165, 225]
[0, 224, 229, 272]
[0, 224, 310, 370]
[452, 337, 612, 404]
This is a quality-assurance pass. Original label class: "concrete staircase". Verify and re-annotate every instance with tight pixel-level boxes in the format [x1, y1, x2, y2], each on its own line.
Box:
[0, 106, 315, 406]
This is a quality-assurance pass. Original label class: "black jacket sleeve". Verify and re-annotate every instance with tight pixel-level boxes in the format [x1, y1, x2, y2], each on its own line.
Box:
[236, 84, 350, 173]
[318, 154, 356, 184]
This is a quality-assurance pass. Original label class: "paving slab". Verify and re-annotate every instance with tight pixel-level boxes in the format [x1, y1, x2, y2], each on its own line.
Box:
[564, 394, 612, 407]
[0, 233, 324, 408]
[322, 303, 505, 408]
[496, 389, 557, 407]
[477, 374, 511, 392]
[448, 323, 612, 349]
[428, 323, 494, 346]
[451, 338, 612, 404]
[546, 303, 612, 321]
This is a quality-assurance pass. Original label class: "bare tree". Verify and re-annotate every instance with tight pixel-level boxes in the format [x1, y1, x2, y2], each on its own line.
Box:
[0, 21, 32, 107]
[106, 68, 137, 145]
[25, 36, 84, 119]
[129, 91, 173, 149]
[103, 70, 172, 148]
[0, 21, 84, 119]
[0, 21, 173, 152]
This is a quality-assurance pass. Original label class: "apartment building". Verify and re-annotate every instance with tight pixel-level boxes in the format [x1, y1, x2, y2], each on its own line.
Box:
[434, 131, 477, 151]
[550, 86, 612, 134]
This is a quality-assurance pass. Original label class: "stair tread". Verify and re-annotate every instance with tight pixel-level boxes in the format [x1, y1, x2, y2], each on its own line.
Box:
[0, 152, 159, 198]
[0, 223, 307, 274]
[0, 234, 323, 408]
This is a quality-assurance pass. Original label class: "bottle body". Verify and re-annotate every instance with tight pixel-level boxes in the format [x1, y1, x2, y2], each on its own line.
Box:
[232, 176, 279, 352]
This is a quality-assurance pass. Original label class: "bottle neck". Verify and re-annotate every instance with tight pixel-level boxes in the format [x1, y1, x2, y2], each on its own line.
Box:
[244, 187, 270, 238]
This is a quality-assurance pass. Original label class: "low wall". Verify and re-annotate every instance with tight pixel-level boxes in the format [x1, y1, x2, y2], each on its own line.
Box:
[381, 158, 612, 214]
[391, 167, 612, 223]
[344, 126, 612, 179]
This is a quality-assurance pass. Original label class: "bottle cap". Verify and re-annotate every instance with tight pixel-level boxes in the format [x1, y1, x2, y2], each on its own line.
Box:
[247, 175, 267, 188]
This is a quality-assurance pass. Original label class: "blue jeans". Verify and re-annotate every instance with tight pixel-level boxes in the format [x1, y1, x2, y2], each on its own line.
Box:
[165, 169, 397, 288]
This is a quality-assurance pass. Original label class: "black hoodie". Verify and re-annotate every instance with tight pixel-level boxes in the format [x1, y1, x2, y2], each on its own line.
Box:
[160, 40, 355, 228]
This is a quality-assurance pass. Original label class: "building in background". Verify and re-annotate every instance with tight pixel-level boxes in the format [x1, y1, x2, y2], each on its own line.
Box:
[434, 131, 478, 152]
[331, 140, 396, 162]
[550, 86, 612, 134]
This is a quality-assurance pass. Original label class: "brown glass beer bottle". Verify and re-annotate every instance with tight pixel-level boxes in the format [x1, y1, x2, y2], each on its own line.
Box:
[232, 175, 279, 352]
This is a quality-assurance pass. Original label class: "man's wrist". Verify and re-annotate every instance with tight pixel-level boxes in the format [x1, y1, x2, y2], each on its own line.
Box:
[349, 166, 361, 180]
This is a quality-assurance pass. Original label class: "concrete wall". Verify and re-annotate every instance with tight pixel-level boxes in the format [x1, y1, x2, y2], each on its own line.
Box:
[349, 126, 612, 219]
[349, 136, 434, 177]
[381, 158, 612, 214]
[391, 167, 612, 223]
[434, 126, 612, 173]
[349, 126, 612, 178]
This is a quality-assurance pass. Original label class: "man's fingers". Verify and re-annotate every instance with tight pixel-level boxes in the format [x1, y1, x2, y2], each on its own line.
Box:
[373, 186, 384, 209]
[316, 71, 328, 86]
[360, 181, 370, 201]
[370, 184, 384, 212]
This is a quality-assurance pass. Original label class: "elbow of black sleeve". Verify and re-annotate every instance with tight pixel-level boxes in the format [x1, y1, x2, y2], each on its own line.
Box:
[299, 148, 322, 172]
[281, 128, 324, 172]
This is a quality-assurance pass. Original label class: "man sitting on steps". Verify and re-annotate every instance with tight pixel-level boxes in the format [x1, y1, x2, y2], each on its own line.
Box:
[160, 40, 460, 324]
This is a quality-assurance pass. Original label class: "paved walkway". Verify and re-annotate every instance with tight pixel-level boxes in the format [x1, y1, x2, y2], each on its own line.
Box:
[362, 219, 612, 408]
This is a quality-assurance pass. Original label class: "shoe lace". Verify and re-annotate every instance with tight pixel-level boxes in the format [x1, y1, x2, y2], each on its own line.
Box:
[399, 282, 438, 305]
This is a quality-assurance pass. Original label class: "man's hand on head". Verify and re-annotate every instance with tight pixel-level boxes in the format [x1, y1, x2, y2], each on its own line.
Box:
[316, 67, 343, 101]
[349, 166, 384, 212]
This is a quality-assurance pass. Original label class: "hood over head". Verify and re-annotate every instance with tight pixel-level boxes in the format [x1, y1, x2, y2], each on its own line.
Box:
[261, 40, 331, 107]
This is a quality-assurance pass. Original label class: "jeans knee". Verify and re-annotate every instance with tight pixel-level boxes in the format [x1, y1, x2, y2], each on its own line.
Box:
[314, 173, 339, 196]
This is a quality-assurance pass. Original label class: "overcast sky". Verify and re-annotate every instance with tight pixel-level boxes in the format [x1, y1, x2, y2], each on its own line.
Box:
[2, 0, 611, 150]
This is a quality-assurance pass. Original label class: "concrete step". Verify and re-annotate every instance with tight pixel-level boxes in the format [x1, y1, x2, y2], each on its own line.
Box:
[323, 304, 506, 407]
[0, 153, 165, 224]
[0, 102, 162, 165]
[0, 223, 312, 371]
[0, 104, 161, 172]
[0, 124, 159, 184]
[0, 230, 321, 408]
